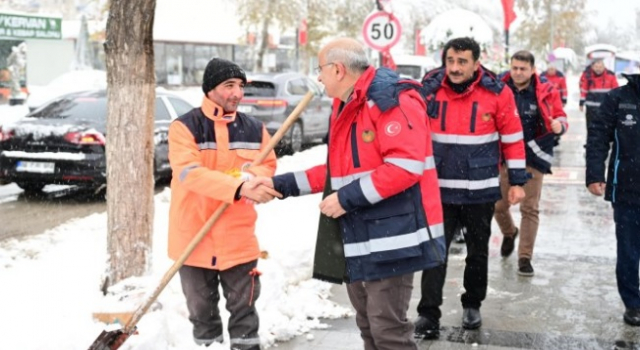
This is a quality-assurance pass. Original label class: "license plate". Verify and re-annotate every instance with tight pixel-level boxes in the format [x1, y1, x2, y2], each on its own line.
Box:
[16, 161, 55, 174]
[236, 105, 253, 114]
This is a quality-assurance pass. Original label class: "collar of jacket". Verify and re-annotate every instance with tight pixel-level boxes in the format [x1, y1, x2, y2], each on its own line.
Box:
[349, 66, 377, 104]
[201, 96, 236, 123]
[423, 65, 503, 98]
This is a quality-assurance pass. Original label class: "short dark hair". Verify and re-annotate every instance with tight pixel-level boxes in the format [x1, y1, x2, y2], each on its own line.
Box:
[511, 50, 535, 67]
[442, 37, 481, 62]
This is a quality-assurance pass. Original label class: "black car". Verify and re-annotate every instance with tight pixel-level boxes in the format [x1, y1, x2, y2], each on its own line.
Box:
[0, 89, 194, 193]
[238, 72, 332, 154]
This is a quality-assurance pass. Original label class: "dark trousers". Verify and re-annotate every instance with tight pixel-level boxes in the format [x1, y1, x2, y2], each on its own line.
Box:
[613, 203, 640, 309]
[347, 273, 417, 350]
[585, 106, 598, 134]
[417, 202, 495, 320]
[179, 260, 261, 350]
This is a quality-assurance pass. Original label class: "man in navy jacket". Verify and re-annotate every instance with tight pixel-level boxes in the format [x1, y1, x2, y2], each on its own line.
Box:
[586, 73, 640, 327]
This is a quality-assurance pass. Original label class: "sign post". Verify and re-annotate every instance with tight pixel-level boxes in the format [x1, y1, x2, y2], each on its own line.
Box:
[361, 11, 402, 52]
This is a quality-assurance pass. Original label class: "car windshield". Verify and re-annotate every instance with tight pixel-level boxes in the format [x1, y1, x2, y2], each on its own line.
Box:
[244, 81, 277, 97]
[27, 96, 108, 121]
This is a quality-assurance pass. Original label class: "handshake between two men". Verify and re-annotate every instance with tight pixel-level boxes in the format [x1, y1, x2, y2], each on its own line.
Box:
[237, 176, 347, 219]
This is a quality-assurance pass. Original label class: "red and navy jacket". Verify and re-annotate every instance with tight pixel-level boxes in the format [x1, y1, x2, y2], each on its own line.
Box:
[540, 70, 568, 105]
[272, 67, 446, 283]
[579, 66, 618, 108]
[421, 66, 528, 204]
[501, 72, 568, 174]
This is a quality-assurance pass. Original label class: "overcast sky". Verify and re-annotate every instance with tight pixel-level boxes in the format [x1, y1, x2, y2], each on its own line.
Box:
[588, 0, 638, 30]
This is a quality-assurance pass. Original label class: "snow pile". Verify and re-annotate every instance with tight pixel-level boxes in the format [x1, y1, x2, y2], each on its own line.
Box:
[0, 145, 354, 350]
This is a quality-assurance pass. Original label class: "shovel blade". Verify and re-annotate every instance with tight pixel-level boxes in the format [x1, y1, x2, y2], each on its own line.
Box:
[87, 329, 132, 350]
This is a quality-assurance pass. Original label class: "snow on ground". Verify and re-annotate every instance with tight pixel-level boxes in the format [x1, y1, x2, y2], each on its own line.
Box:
[0, 144, 353, 350]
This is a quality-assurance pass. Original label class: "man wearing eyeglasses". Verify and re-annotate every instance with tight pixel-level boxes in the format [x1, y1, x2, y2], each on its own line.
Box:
[249, 37, 446, 349]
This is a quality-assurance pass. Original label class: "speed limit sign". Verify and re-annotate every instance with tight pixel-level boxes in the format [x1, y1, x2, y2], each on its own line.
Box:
[362, 11, 402, 51]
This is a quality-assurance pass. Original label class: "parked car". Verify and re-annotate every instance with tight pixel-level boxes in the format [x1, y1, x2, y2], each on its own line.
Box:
[238, 72, 332, 154]
[394, 55, 438, 81]
[26, 69, 107, 112]
[0, 89, 194, 193]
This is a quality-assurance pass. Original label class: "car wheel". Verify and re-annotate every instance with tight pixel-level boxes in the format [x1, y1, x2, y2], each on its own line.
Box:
[287, 122, 303, 154]
[16, 182, 45, 193]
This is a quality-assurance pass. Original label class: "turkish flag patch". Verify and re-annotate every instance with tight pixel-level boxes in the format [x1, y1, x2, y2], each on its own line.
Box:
[384, 121, 401, 136]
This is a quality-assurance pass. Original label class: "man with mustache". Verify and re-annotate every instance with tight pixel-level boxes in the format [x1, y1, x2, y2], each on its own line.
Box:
[167, 57, 280, 349]
[414, 37, 528, 339]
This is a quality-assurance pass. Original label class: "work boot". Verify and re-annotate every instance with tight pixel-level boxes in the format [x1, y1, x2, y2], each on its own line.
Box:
[501, 228, 519, 257]
[413, 315, 440, 339]
[462, 308, 482, 329]
[623, 308, 640, 326]
[518, 258, 534, 277]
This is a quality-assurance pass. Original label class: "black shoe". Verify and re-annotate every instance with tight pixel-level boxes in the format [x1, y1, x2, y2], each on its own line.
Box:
[501, 228, 518, 257]
[462, 308, 482, 329]
[518, 258, 534, 277]
[414, 315, 440, 339]
[624, 308, 640, 326]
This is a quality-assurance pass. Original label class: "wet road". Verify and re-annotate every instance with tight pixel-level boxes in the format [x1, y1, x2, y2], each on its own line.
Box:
[0, 184, 107, 240]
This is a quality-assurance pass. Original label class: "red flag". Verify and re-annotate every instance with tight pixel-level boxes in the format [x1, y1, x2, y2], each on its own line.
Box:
[501, 0, 517, 31]
[381, 48, 396, 70]
[298, 19, 308, 46]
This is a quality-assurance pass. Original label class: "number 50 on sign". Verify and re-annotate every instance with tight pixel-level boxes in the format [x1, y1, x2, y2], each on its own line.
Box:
[362, 11, 402, 51]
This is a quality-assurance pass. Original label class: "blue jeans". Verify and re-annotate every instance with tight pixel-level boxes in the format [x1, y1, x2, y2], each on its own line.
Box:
[613, 202, 640, 309]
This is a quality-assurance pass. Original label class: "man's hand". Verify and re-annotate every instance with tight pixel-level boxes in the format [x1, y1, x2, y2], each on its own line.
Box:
[240, 177, 281, 204]
[550, 118, 563, 134]
[246, 176, 274, 189]
[579, 105, 584, 112]
[319, 192, 346, 218]
[587, 182, 606, 196]
[508, 185, 525, 205]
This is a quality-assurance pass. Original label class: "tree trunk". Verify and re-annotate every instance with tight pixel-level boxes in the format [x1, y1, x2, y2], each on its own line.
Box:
[103, 0, 156, 288]
[256, 0, 274, 72]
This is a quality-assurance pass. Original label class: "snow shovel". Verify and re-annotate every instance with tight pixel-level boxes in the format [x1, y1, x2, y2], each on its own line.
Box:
[88, 91, 315, 350]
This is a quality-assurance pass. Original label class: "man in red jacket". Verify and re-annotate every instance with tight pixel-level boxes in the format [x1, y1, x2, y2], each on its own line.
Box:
[579, 59, 618, 133]
[415, 37, 527, 339]
[540, 65, 567, 106]
[495, 51, 568, 277]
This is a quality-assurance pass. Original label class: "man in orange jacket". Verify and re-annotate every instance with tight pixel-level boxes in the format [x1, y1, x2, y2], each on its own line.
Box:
[167, 58, 280, 349]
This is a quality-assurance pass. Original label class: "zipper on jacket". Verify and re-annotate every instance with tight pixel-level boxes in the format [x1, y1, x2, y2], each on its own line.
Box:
[612, 130, 621, 203]
[440, 101, 448, 131]
[350, 122, 361, 168]
[469, 101, 478, 133]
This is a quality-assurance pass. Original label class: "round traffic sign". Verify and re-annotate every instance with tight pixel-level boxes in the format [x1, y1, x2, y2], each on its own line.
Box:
[362, 11, 402, 51]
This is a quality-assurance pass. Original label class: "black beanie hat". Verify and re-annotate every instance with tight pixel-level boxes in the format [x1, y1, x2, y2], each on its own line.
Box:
[202, 58, 247, 94]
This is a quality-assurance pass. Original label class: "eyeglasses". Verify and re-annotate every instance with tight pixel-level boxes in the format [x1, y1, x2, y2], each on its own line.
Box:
[314, 62, 335, 75]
